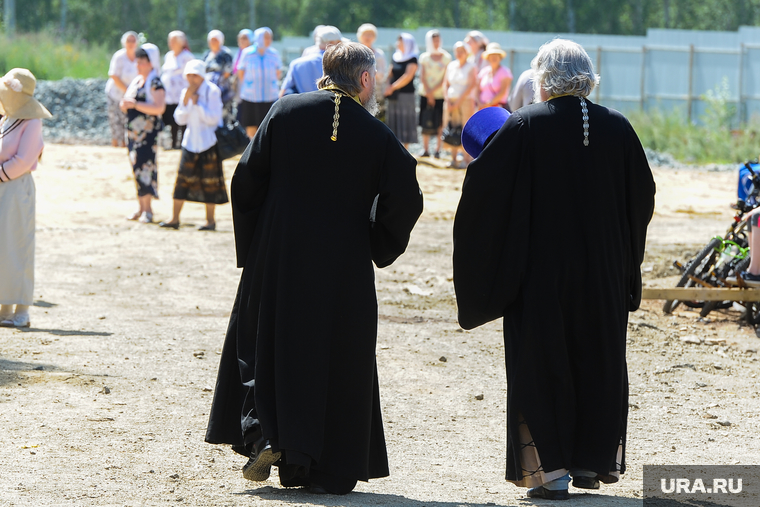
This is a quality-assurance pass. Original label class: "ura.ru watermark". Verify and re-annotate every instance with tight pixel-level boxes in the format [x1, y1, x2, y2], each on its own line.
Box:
[661, 477, 742, 494]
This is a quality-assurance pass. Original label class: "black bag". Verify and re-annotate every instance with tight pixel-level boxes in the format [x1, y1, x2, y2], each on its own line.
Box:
[215, 122, 249, 160]
[420, 107, 437, 134]
[442, 123, 463, 146]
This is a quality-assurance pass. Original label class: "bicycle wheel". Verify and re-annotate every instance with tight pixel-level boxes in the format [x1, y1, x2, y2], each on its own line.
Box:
[663, 238, 722, 314]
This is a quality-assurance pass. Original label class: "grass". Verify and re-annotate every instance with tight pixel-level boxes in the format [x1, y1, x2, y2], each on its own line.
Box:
[0, 32, 112, 81]
[628, 79, 760, 165]
[628, 108, 760, 165]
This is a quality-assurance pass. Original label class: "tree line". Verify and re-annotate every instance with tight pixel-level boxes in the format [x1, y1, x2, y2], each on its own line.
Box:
[3, 0, 759, 50]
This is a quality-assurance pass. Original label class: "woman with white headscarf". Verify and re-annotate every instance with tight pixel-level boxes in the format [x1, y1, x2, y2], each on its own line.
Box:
[105, 31, 139, 147]
[203, 30, 234, 122]
[417, 29, 451, 158]
[465, 30, 489, 72]
[384, 32, 419, 147]
[121, 45, 166, 224]
[161, 31, 193, 149]
[237, 27, 282, 138]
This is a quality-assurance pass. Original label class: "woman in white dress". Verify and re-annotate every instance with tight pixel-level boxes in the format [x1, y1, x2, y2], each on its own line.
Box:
[161, 31, 193, 149]
[106, 31, 138, 147]
[442, 42, 477, 168]
[0, 69, 51, 328]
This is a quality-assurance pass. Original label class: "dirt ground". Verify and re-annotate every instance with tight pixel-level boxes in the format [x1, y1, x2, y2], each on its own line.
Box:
[1, 144, 759, 506]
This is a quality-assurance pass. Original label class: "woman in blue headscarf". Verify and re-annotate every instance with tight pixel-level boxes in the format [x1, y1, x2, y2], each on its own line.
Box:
[237, 27, 282, 138]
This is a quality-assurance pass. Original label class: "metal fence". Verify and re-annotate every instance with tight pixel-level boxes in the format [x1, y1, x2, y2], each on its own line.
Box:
[272, 25, 760, 124]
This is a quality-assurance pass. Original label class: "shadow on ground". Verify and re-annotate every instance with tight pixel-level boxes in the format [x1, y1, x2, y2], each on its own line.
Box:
[0, 357, 59, 387]
[238, 485, 645, 506]
[15, 327, 112, 337]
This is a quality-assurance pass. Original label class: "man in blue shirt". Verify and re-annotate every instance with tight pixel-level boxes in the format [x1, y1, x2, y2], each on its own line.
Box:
[279, 26, 342, 97]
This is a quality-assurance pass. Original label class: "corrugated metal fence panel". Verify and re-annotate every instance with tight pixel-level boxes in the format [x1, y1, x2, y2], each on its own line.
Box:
[743, 46, 760, 122]
[597, 48, 642, 113]
[275, 26, 760, 123]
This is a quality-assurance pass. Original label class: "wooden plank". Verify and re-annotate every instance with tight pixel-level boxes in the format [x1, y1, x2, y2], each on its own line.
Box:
[642, 288, 760, 301]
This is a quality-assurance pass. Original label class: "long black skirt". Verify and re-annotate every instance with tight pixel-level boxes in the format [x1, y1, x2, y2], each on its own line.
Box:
[172, 146, 229, 204]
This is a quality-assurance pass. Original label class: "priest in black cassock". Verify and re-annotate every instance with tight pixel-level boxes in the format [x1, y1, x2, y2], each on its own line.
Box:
[205, 42, 423, 494]
[453, 39, 655, 500]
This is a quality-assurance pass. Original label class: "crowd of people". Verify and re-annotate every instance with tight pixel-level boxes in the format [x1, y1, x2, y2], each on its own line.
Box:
[103, 24, 538, 207]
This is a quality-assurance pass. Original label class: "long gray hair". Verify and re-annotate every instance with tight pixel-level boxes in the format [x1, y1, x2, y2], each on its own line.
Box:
[531, 39, 599, 101]
[317, 42, 375, 97]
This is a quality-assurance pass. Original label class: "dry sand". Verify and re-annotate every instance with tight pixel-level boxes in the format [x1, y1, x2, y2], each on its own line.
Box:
[1, 145, 759, 506]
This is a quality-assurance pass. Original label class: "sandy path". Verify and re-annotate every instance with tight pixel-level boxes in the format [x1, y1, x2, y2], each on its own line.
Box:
[1, 146, 758, 506]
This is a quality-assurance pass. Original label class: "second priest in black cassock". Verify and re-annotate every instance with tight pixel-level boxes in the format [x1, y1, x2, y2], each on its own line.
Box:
[205, 42, 423, 494]
[453, 39, 655, 500]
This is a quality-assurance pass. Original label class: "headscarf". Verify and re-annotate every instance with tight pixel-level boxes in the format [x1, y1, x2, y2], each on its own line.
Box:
[237, 29, 254, 46]
[425, 29, 442, 55]
[393, 33, 419, 63]
[253, 27, 273, 50]
[356, 23, 378, 42]
[121, 31, 138, 47]
[207, 29, 225, 45]
[466, 30, 489, 52]
[168, 30, 190, 51]
[141, 43, 161, 72]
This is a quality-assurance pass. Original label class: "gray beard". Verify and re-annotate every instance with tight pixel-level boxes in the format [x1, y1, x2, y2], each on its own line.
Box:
[362, 85, 379, 116]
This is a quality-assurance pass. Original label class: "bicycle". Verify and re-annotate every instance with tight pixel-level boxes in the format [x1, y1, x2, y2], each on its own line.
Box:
[662, 161, 760, 317]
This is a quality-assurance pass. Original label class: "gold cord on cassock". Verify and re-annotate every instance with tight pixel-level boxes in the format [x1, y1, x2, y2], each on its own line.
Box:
[331, 94, 341, 141]
[321, 85, 363, 142]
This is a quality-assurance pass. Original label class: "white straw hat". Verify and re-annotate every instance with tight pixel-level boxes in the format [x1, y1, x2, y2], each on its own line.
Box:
[183, 59, 208, 78]
[0, 68, 52, 120]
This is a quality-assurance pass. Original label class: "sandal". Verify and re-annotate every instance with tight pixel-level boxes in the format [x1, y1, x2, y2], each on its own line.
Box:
[138, 211, 153, 224]
[126, 211, 141, 221]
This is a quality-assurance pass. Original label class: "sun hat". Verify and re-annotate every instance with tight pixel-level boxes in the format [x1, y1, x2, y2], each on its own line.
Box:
[483, 42, 507, 59]
[462, 106, 510, 159]
[0, 69, 52, 120]
[183, 59, 208, 78]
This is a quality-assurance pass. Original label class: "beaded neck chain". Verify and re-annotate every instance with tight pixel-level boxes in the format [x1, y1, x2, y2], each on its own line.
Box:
[580, 97, 590, 146]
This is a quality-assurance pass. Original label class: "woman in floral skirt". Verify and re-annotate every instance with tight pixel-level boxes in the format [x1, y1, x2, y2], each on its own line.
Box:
[121, 45, 166, 223]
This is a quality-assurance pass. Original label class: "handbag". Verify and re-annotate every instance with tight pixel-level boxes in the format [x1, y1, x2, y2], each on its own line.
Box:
[442, 123, 463, 146]
[420, 107, 437, 135]
[215, 121, 249, 160]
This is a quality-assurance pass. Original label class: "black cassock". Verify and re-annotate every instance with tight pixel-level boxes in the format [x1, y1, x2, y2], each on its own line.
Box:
[205, 90, 423, 483]
[453, 96, 655, 485]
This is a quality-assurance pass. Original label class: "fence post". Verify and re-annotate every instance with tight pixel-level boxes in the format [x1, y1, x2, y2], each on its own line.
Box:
[738, 43, 745, 124]
[60, 0, 67, 34]
[509, 49, 515, 79]
[639, 46, 647, 111]
[4, 0, 16, 36]
[595, 46, 601, 103]
[249, 0, 256, 30]
[687, 44, 695, 123]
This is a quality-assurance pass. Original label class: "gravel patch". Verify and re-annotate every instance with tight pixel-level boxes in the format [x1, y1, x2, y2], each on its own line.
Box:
[36, 78, 111, 145]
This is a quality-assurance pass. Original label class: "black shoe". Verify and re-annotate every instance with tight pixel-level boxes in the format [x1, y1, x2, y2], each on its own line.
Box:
[741, 271, 760, 281]
[279, 465, 309, 488]
[198, 223, 216, 231]
[159, 221, 179, 229]
[572, 476, 600, 489]
[420, 150, 430, 158]
[242, 440, 281, 482]
[527, 486, 569, 500]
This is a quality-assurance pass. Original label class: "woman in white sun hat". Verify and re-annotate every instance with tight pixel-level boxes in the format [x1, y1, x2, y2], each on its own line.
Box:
[0, 68, 52, 329]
